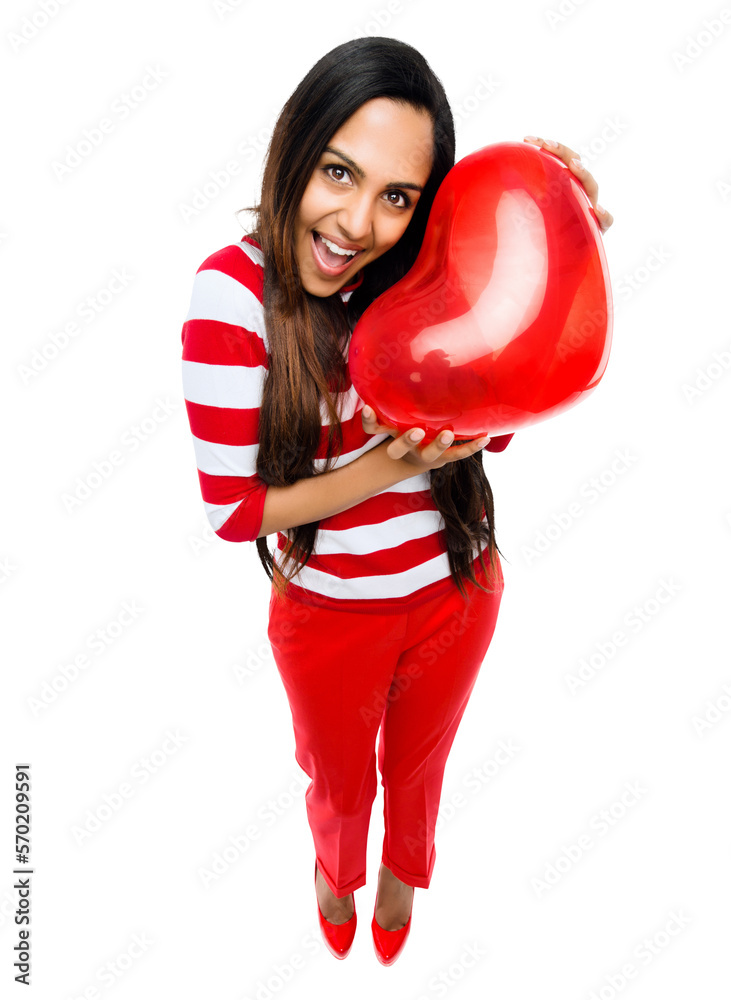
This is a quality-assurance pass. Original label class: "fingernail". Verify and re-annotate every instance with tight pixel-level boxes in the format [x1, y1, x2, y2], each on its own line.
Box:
[544, 138, 559, 148]
[571, 157, 583, 169]
[440, 432, 453, 444]
[596, 204, 606, 215]
[410, 429, 424, 441]
[362, 405, 371, 418]
[524, 135, 539, 141]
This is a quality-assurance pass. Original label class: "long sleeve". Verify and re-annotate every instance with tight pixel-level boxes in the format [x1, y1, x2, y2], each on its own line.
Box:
[181, 245, 270, 542]
[484, 432, 514, 452]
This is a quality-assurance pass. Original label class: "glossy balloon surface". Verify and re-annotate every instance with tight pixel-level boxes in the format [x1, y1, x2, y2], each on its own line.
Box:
[348, 141, 613, 441]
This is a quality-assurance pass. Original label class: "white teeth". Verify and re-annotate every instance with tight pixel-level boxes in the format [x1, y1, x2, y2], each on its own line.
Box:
[318, 233, 359, 256]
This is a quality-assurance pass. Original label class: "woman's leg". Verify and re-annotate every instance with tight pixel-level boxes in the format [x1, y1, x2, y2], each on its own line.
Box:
[267, 586, 408, 899]
[377, 558, 505, 889]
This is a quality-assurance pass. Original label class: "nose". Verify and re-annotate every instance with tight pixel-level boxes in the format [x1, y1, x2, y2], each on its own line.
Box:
[338, 190, 374, 246]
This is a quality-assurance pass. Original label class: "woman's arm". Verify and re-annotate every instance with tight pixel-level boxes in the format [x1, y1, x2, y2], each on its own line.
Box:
[257, 440, 415, 538]
[181, 246, 272, 543]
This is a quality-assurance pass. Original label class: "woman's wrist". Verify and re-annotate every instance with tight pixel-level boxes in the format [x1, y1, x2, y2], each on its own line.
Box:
[369, 438, 420, 484]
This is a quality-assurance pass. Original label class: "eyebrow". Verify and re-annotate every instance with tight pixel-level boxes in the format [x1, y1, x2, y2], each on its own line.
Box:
[323, 145, 425, 193]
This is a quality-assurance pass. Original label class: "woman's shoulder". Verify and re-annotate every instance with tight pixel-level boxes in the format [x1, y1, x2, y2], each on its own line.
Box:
[195, 235, 264, 301]
[185, 235, 267, 355]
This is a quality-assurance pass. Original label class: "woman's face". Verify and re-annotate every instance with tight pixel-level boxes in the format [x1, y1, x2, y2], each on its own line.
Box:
[294, 97, 434, 297]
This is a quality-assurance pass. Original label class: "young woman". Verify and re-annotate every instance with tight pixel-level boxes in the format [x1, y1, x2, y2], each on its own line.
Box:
[181, 37, 613, 965]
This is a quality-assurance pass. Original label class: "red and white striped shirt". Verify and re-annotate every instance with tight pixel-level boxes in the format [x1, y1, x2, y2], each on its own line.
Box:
[181, 234, 513, 613]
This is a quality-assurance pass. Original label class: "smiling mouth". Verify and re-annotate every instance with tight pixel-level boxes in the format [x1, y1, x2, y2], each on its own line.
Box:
[311, 230, 365, 275]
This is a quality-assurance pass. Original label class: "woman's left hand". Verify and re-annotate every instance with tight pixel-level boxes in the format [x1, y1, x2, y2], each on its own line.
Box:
[523, 136, 614, 234]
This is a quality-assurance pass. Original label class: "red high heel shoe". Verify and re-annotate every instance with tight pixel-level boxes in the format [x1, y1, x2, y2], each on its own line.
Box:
[314, 862, 357, 960]
[371, 879, 414, 966]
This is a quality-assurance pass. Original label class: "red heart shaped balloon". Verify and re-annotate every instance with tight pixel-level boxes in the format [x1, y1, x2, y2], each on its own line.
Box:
[348, 141, 613, 441]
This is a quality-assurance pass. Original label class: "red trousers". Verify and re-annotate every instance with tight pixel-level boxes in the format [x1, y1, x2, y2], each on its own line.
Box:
[267, 556, 504, 899]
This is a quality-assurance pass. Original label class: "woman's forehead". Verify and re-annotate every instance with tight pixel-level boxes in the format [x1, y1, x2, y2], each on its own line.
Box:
[326, 99, 434, 183]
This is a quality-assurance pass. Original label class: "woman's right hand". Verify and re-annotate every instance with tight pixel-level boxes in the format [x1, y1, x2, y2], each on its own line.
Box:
[361, 405, 490, 472]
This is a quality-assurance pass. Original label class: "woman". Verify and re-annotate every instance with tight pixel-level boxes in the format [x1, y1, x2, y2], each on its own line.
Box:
[181, 36, 613, 965]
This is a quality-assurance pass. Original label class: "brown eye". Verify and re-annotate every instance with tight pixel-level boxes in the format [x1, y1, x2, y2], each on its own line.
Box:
[324, 164, 349, 183]
[386, 190, 411, 209]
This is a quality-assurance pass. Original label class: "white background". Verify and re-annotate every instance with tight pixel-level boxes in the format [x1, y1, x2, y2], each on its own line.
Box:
[2, 0, 730, 997]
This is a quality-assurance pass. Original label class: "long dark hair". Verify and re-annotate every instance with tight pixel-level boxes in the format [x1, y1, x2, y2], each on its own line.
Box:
[238, 36, 505, 601]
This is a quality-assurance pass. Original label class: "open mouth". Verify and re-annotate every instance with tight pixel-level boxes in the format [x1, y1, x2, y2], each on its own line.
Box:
[311, 230, 365, 276]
